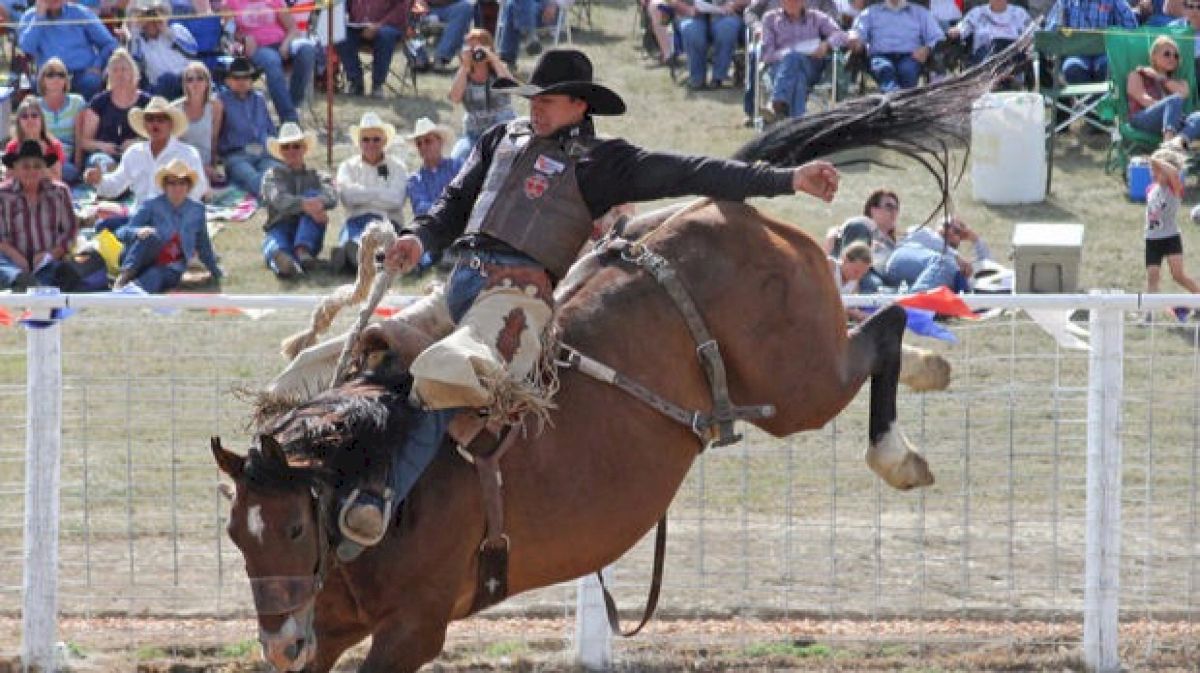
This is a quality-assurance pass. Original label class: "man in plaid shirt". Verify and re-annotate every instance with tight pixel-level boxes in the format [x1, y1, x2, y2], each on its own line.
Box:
[0, 141, 79, 291]
[1045, 0, 1138, 83]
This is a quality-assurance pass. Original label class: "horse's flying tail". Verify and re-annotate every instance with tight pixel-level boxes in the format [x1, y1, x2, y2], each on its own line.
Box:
[733, 28, 1035, 219]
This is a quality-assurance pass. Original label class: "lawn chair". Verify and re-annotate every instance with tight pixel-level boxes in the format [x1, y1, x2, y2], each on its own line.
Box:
[1102, 26, 1197, 178]
[1033, 28, 1115, 195]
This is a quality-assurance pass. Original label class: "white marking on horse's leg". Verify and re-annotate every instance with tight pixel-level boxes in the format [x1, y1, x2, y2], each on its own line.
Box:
[866, 422, 935, 490]
[900, 343, 951, 392]
[246, 505, 265, 545]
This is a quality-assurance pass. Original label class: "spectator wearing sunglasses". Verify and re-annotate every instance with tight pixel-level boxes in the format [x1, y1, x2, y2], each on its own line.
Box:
[823, 188, 902, 292]
[261, 122, 336, 278]
[333, 112, 408, 274]
[404, 117, 463, 219]
[8, 97, 68, 182]
[17, 0, 118, 101]
[172, 61, 224, 185]
[35, 58, 86, 183]
[1128, 36, 1200, 143]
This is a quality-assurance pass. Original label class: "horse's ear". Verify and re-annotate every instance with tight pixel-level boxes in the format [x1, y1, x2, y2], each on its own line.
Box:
[258, 434, 287, 467]
[211, 436, 245, 480]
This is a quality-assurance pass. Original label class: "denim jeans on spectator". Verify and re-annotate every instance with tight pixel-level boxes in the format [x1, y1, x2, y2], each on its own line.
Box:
[223, 150, 279, 197]
[120, 233, 183, 293]
[61, 160, 79, 184]
[251, 38, 317, 123]
[1130, 93, 1200, 140]
[679, 14, 741, 87]
[263, 188, 326, 274]
[869, 52, 922, 92]
[340, 212, 384, 248]
[1061, 54, 1106, 84]
[429, 0, 475, 63]
[498, 0, 538, 62]
[0, 252, 25, 289]
[69, 68, 104, 101]
[336, 24, 403, 89]
[770, 52, 825, 118]
[887, 244, 961, 293]
[150, 72, 183, 100]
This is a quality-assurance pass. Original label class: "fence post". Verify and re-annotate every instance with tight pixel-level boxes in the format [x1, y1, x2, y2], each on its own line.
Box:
[22, 311, 63, 673]
[575, 570, 612, 669]
[1083, 294, 1123, 673]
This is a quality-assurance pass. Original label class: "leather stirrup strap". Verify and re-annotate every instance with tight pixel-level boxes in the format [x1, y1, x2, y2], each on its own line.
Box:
[471, 426, 521, 613]
[596, 515, 667, 637]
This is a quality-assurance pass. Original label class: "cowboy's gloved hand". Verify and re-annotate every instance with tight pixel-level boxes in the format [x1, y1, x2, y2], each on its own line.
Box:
[384, 235, 424, 275]
[793, 161, 839, 203]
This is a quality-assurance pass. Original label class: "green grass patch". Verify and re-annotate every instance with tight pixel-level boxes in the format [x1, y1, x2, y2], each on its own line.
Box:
[483, 640, 530, 658]
[219, 639, 258, 658]
[743, 640, 833, 659]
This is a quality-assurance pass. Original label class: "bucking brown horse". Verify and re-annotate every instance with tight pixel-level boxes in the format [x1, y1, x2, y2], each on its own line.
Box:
[210, 39, 1029, 672]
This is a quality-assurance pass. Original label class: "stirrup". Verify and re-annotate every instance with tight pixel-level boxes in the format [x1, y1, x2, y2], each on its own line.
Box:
[337, 487, 395, 548]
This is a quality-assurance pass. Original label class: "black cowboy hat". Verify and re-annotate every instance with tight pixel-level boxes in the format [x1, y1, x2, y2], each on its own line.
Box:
[493, 49, 625, 116]
[3, 139, 57, 168]
[225, 56, 263, 80]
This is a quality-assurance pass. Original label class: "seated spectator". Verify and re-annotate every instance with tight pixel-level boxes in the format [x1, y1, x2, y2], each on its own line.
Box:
[830, 240, 873, 321]
[170, 0, 225, 73]
[77, 48, 151, 172]
[83, 96, 208, 221]
[36, 59, 87, 183]
[885, 216, 991, 293]
[1139, 0, 1175, 26]
[824, 188, 901, 291]
[643, 0, 677, 66]
[333, 112, 408, 274]
[448, 28, 516, 161]
[172, 61, 224, 185]
[0, 141, 78, 291]
[114, 159, 221, 292]
[405, 117, 462, 218]
[498, 0, 544, 66]
[928, 0, 960, 29]
[261, 123, 335, 277]
[759, 0, 846, 120]
[17, 0, 118, 101]
[674, 0, 749, 90]
[216, 57, 278, 197]
[127, 0, 196, 99]
[334, 0, 412, 97]
[225, 0, 316, 123]
[847, 0, 944, 92]
[422, 0, 475, 71]
[1044, 0, 1138, 84]
[1127, 36, 1200, 143]
[8, 97, 68, 182]
[947, 0, 1032, 67]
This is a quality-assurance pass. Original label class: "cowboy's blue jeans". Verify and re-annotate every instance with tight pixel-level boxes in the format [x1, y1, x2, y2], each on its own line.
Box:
[680, 14, 741, 87]
[770, 52, 825, 118]
[251, 38, 317, 123]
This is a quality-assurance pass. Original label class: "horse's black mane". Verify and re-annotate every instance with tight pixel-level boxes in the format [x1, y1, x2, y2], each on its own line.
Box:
[244, 356, 415, 492]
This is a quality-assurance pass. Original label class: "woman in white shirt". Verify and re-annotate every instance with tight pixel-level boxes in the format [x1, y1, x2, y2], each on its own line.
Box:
[333, 112, 409, 273]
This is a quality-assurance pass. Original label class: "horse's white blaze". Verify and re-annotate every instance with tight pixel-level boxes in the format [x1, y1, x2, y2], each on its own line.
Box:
[866, 422, 935, 491]
[247, 505, 265, 545]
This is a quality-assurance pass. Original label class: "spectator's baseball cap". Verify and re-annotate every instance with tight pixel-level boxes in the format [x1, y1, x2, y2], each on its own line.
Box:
[493, 48, 625, 116]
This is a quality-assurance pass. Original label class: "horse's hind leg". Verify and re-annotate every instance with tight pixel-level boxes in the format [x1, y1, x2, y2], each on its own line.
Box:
[850, 306, 936, 490]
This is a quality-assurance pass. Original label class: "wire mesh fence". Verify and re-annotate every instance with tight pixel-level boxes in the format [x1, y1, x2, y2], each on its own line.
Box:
[0, 298, 1197, 670]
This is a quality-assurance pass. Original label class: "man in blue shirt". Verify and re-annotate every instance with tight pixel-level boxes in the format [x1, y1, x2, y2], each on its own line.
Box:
[405, 117, 464, 218]
[18, 0, 117, 100]
[216, 58, 280, 197]
[848, 0, 944, 92]
[1044, 0, 1139, 83]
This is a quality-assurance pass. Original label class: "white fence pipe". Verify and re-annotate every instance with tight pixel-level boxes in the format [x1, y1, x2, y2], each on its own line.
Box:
[22, 319, 62, 673]
[1083, 295, 1124, 673]
[574, 570, 612, 670]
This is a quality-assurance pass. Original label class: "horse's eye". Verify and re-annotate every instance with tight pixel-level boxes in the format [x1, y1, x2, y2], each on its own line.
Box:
[289, 523, 304, 540]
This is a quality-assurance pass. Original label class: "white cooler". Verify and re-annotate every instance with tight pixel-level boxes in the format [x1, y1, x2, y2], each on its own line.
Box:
[1012, 223, 1085, 293]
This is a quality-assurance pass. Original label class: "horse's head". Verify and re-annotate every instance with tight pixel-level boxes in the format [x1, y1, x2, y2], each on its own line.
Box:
[212, 434, 329, 672]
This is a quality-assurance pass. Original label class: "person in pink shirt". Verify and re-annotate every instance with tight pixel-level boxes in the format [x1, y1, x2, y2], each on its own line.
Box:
[224, 0, 315, 123]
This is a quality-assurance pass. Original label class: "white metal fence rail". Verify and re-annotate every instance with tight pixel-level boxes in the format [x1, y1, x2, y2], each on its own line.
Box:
[0, 291, 1198, 672]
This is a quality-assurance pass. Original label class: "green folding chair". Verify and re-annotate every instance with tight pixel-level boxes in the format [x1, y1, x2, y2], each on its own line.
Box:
[1103, 26, 1198, 177]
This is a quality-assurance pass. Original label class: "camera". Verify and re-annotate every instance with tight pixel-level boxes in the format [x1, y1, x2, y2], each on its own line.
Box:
[472, 47, 488, 62]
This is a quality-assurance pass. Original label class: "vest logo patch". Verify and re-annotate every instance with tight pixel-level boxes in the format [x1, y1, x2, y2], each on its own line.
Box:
[533, 154, 565, 175]
[524, 174, 549, 199]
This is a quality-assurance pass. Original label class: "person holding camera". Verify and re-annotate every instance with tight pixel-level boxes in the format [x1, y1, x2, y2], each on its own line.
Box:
[447, 28, 517, 162]
[333, 111, 409, 273]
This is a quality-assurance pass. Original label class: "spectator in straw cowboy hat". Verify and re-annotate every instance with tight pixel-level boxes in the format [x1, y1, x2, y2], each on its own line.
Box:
[261, 122, 336, 278]
[0, 140, 78, 291]
[217, 57, 279, 198]
[84, 95, 208, 223]
[404, 117, 461, 219]
[114, 158, 221, 292]
[333, 112, 408, 274]
[307, 47, 839, 554]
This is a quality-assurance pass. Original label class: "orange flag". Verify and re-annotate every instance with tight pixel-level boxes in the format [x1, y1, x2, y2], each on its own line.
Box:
[896, 286, 977, 319]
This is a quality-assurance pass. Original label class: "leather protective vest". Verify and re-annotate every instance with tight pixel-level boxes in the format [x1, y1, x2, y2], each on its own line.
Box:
[465, 119, 595, 279]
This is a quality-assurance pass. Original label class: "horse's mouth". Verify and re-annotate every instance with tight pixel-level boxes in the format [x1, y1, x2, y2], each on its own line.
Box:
[260, 606, 317, 672]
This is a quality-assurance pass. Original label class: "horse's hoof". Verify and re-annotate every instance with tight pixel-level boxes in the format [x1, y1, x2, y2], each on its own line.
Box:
[892, 451, 935, 490]
[900, 346, 951, 392]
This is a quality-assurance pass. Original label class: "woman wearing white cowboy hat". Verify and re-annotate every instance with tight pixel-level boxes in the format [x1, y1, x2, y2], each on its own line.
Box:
[332, 112, 409, 274]
[260, 122, 337, 278]
[84, 95, 208, 220]
[113, 158, 222, 293]
[405, 117, 462, 221]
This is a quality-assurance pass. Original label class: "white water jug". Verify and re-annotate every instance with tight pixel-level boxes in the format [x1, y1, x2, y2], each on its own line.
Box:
[971, 92, 1047, 205]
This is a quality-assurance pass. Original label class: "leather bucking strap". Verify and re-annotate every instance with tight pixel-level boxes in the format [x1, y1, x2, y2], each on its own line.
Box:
[594, 236, 775, 449]
[596, 515, 667, 637]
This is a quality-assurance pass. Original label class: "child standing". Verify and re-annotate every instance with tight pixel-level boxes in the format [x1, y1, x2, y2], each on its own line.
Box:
[1144, 146, 1200, 319]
